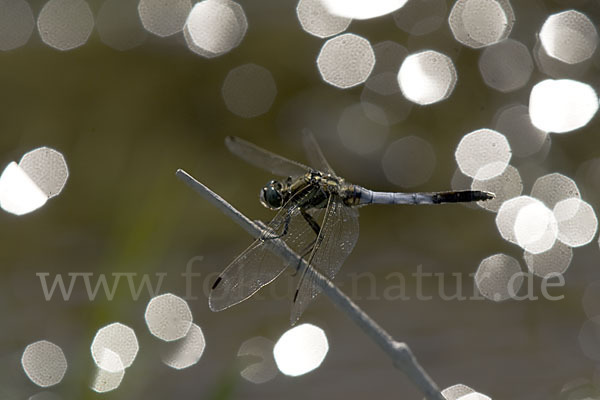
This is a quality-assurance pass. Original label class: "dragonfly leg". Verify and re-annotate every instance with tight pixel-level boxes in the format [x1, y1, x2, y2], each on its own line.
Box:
[262, 210, 293, 240]
[300, 209, 321, 236]
[290, 240, 317, 277]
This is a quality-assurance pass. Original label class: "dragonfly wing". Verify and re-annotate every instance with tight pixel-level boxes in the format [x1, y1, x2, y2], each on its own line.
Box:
[209, 188, 319, 312]
[226, 136, 311, 177]
[302, 129, 336, 175]
[290, 196, 360, 324]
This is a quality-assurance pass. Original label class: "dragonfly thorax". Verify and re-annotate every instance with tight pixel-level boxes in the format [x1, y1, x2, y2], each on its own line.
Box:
[260, 179, 285, 210]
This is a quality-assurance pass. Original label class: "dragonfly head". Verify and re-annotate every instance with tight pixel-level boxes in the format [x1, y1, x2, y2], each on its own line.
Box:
[260, 180, 284, 210]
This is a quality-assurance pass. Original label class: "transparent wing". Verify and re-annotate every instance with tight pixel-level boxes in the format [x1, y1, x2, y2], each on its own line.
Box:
[302, 129, 336, 176]
[226, 136, 311, 177]
[209, 187, 319, 312]
[290, 196, 360, 324]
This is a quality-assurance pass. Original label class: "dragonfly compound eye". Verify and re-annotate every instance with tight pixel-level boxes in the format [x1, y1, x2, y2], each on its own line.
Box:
[259, 182, 283, 209]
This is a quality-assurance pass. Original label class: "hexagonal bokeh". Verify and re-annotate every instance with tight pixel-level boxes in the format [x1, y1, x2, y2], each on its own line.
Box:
[532, 38, 590, 80]
[222, 63, 277, 118]
[381, 136, 436, 188]
[138, 0, 191, 37]
[337, 102, 389, 155]
[21, 340, 68, 388]
[495, 195, 539, 245]
[365, 40, 406, 96]
[531, 173, 580, 209]
[90, 363, 124, 393]
[96, 0, 147, 51]
[397, 50, 457, 105]
[529, 79, 599, 134]
[441, 384, 475, 400]
[19, 147, 69, 199]
[320, 0, 409, 20]
[37, 0, 94, 51]
[392, 0, 446, 36]
[91, 323, 139, 372]
[554, 198, 598, 248]
[493, 104, 547, 158]
[514, 200, 558, 254]
[449, 0, 514, 49]
[455, 129, 511, 180]
[184, 0, 247, 58]
[296, 0, 351, 38]
[161, 323, 206, 369]
[540, 10, 598, 65]
[361, 41, 412, 124]
[524, 240, 573, 278]
[579, 317, 600, 361]
[474, 253, 523, 302]
[145, 293, 193, 342]
[0, 0, 34, 51]
[237, 336, 278, 384]
[273, 323, 329, 376]
[0, 147, 69, 216]
[471, 164, 522, 213]
[317, 33, 375, 89]
[479, 39, 533, 93]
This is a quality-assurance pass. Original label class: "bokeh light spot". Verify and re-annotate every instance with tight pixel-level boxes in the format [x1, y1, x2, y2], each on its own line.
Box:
[273, 323, 328, 377]
[222, 64, 277, 118]
[0, 162, 48, 216]
[296, 0, 351, 38]
[392, 0, 446, 36]
[96, 0, 147, 51]
[531, 173, 580, 209]
[317, 33, 375, 89]
[19, 147, 69, 199]
[238, 336, 278, 384]
[494, 104, 547, 157]
[37, 0, 94, 51]
[529, 79, 598, 134]
[579, 317, 600, 361]
[539, 10, 598, 65]
[21, 340, 67, 388]
[321, 0, 408, 20]
[337, 102, 389, 155]
[365, 40, 407, 96]
[90, 350, 124, 393]
[382, 136, 436, 188]
[554, 198, 598, 248]
[524, 240, 572, 278]
[495, 195, 538, 245]
[455, 129, 511, 180]
[448, 0, 514, 49]
[91, 323, 139, 372]
[138, 0, 191, 37]
[145, 293, 193, 342]
[184, 0, 247, 58]
[0, 0, 34, 51]
[514, 200, 558, 254]
[161, 323, 206, 369]
[456, 393, 492, 400]
[475, 253, 522, 302]
[398, 50, 457, 105]
[442, 384, 475, 400]
[478, 39, 533, 93]
[471, 164, 522, 213]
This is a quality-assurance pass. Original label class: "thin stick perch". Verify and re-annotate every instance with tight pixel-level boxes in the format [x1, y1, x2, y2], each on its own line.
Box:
[176, 168, 445, 400]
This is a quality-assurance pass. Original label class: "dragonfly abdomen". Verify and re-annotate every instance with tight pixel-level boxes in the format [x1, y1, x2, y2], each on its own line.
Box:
[354, 187, 494, 205]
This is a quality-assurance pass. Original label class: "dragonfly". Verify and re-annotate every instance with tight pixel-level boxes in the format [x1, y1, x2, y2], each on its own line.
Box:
[209, 132, 494, 324]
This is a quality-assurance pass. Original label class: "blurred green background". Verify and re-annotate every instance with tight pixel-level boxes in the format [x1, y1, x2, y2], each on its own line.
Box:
[1, 0, 600, 399]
